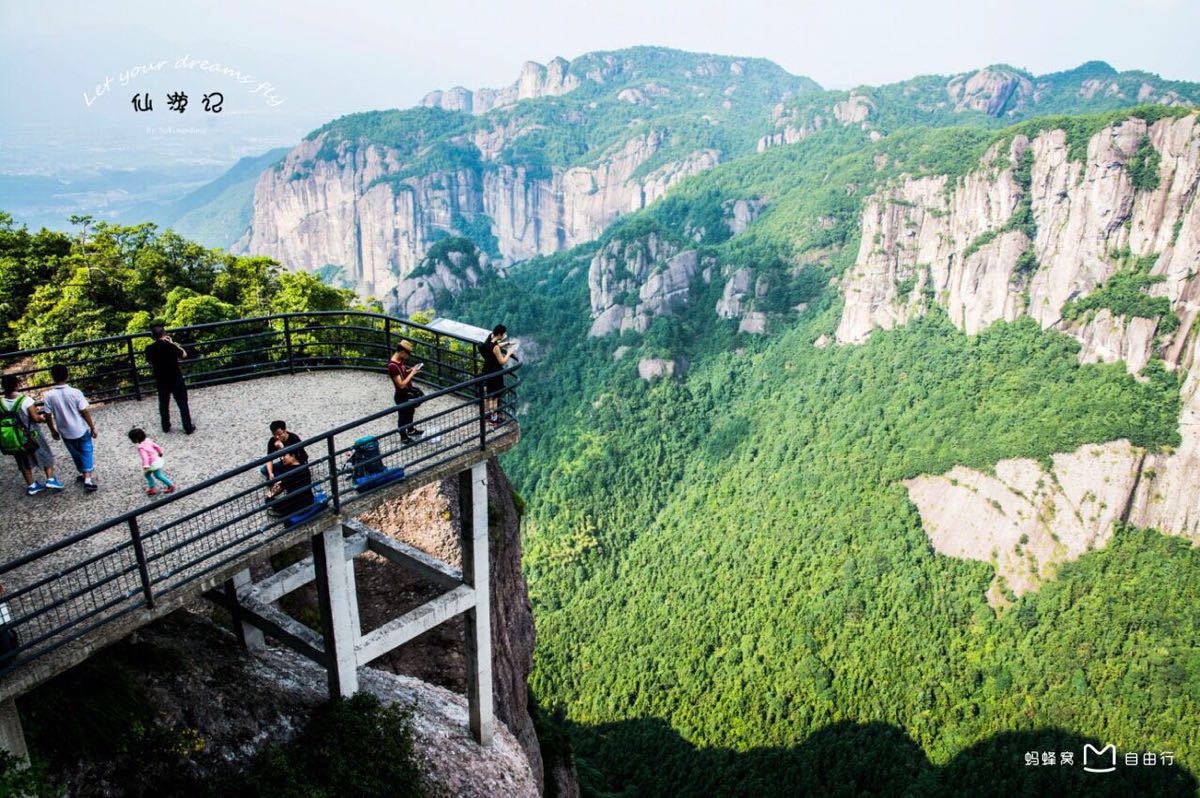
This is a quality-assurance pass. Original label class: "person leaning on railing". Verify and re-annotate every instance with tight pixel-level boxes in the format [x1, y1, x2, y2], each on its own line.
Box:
[145, 325, 196, 435]
[388, 340, 425, 445]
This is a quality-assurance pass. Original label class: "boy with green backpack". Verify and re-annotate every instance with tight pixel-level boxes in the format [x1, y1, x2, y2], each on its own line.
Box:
[1, 374, 64, 496]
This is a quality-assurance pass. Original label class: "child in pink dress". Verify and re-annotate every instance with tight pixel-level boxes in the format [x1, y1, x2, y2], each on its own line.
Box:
[128, 427, 176, 496]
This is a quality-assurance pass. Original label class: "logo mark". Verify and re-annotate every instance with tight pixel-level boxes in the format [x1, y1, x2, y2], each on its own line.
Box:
[1083, 744, 1117, 774]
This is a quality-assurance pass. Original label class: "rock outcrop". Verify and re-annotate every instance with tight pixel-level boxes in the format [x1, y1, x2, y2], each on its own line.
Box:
[587, 234, 708, 337]
[239, 129, 717, 302]
[946, 67, 1032, 116]
[422, 58, 579, 115]
[394, 241, 492, 317]
[906, 441, 1144, 606]
[637, 357, 686, 381]
[850, 113, 1200, 603]
[836, 114, 1200, 354]
[22, 610, 539, 798]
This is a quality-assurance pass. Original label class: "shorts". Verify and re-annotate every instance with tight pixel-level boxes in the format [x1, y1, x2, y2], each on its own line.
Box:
[10, 433, 54, 472]
[63, 432, 94, 474]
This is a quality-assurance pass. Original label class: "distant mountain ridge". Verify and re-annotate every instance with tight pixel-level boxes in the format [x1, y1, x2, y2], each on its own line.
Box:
[214, 48, 1198, 304]
[759, 60, 1199, 149]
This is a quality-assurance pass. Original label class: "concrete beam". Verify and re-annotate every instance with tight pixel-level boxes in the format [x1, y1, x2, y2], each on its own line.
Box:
[243, 531, 367, 606]
[342, 519, 464, 589]
[245, 557, 316, 605]
[231, 569, 265, 651]
[312, 525, 358, 698]
[460, 462, 494, 746]
[203, 588, 326, 664]
[354, 584, 476, 666]
[0, 698, 27, 761]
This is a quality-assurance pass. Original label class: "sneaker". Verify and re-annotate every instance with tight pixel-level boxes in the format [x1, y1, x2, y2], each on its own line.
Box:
[184, 426, 197, 435]
[400, 433, 417, 445]
[164, 485, 177, 494]
[84, 480, 99, 492]
[145, 487, 160, 496]
[26, 482, 45, 496]
[44, 477, 65, 491]
[409, 428, 424, 437]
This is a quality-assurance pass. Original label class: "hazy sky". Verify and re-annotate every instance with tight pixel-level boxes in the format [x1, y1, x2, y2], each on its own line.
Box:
[2, 0, 1198, 169]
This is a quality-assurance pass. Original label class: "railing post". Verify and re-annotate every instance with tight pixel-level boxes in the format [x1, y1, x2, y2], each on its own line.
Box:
[477, 379, 487, 451]
[126, 338, 142, 400]
[434, 333, 443, 384]
[128, 518, 154, 608]
[284, 315, 295, 375]
[384, 317, 392, 356]
[327, 436, 341, 512]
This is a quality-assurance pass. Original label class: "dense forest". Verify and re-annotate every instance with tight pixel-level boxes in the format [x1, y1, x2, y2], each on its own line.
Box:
[0, 211, 361, 353]
[435, 108, 1200, 796]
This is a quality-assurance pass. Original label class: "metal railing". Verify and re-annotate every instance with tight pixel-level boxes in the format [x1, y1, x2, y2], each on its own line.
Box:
[0, 311, 521, 678]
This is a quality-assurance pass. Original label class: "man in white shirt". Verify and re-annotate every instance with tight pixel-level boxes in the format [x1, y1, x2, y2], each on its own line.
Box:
[40, 364, 100, 491]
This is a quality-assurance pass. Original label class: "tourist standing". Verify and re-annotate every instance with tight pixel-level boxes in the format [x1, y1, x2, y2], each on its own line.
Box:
[1, 374, 65, 495]
[387, 340, 425, 444]
[479, 325, 514, 424]
[144, 325, 196, 434]
[41, 364, 99, 491]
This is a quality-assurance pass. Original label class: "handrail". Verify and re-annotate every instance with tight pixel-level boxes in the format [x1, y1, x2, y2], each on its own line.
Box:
[0, 311, 523, 679]
[0, 310, 466, 361]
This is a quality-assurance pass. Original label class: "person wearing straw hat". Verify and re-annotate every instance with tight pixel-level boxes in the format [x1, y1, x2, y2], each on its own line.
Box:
[387, 339, 425, 444]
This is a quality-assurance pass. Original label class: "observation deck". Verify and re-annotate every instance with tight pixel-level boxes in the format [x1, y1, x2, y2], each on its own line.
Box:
[0, 312, 521, 753]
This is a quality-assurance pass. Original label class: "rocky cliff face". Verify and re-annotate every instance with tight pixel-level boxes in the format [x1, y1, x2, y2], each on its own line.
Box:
[239, 128, 717, 303]
[422, 58, 580, 115]
[586, 233, 712, 337]
[835, 113, 1200, 601]
[393, 240, 494, 317]
[836, 114, 1200, 347]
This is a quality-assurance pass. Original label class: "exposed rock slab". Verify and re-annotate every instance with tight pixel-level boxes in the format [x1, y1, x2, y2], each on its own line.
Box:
[906, 441, 1144, 605]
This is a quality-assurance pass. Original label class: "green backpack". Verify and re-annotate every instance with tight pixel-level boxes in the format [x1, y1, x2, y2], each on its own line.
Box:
[0, 396, 38, 456]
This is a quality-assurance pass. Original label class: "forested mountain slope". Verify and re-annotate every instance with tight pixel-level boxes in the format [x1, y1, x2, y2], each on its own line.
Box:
[434, 108, 1200, 795]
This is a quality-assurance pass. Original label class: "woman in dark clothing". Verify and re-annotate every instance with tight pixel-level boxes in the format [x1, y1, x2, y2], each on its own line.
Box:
[479, 325, 514, 424]
[265, 451, 314, 516]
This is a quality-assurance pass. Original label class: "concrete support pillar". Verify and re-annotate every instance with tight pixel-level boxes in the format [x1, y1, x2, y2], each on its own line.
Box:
[459, 461, 494, 746]
[313, 525, 359, 698]
[0, 698, 28, 761]
[345, 558, 361, 637]
[231, 568, 266, 651]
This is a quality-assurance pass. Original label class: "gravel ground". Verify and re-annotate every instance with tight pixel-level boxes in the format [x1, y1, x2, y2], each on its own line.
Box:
[0, 370, 465, 565]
